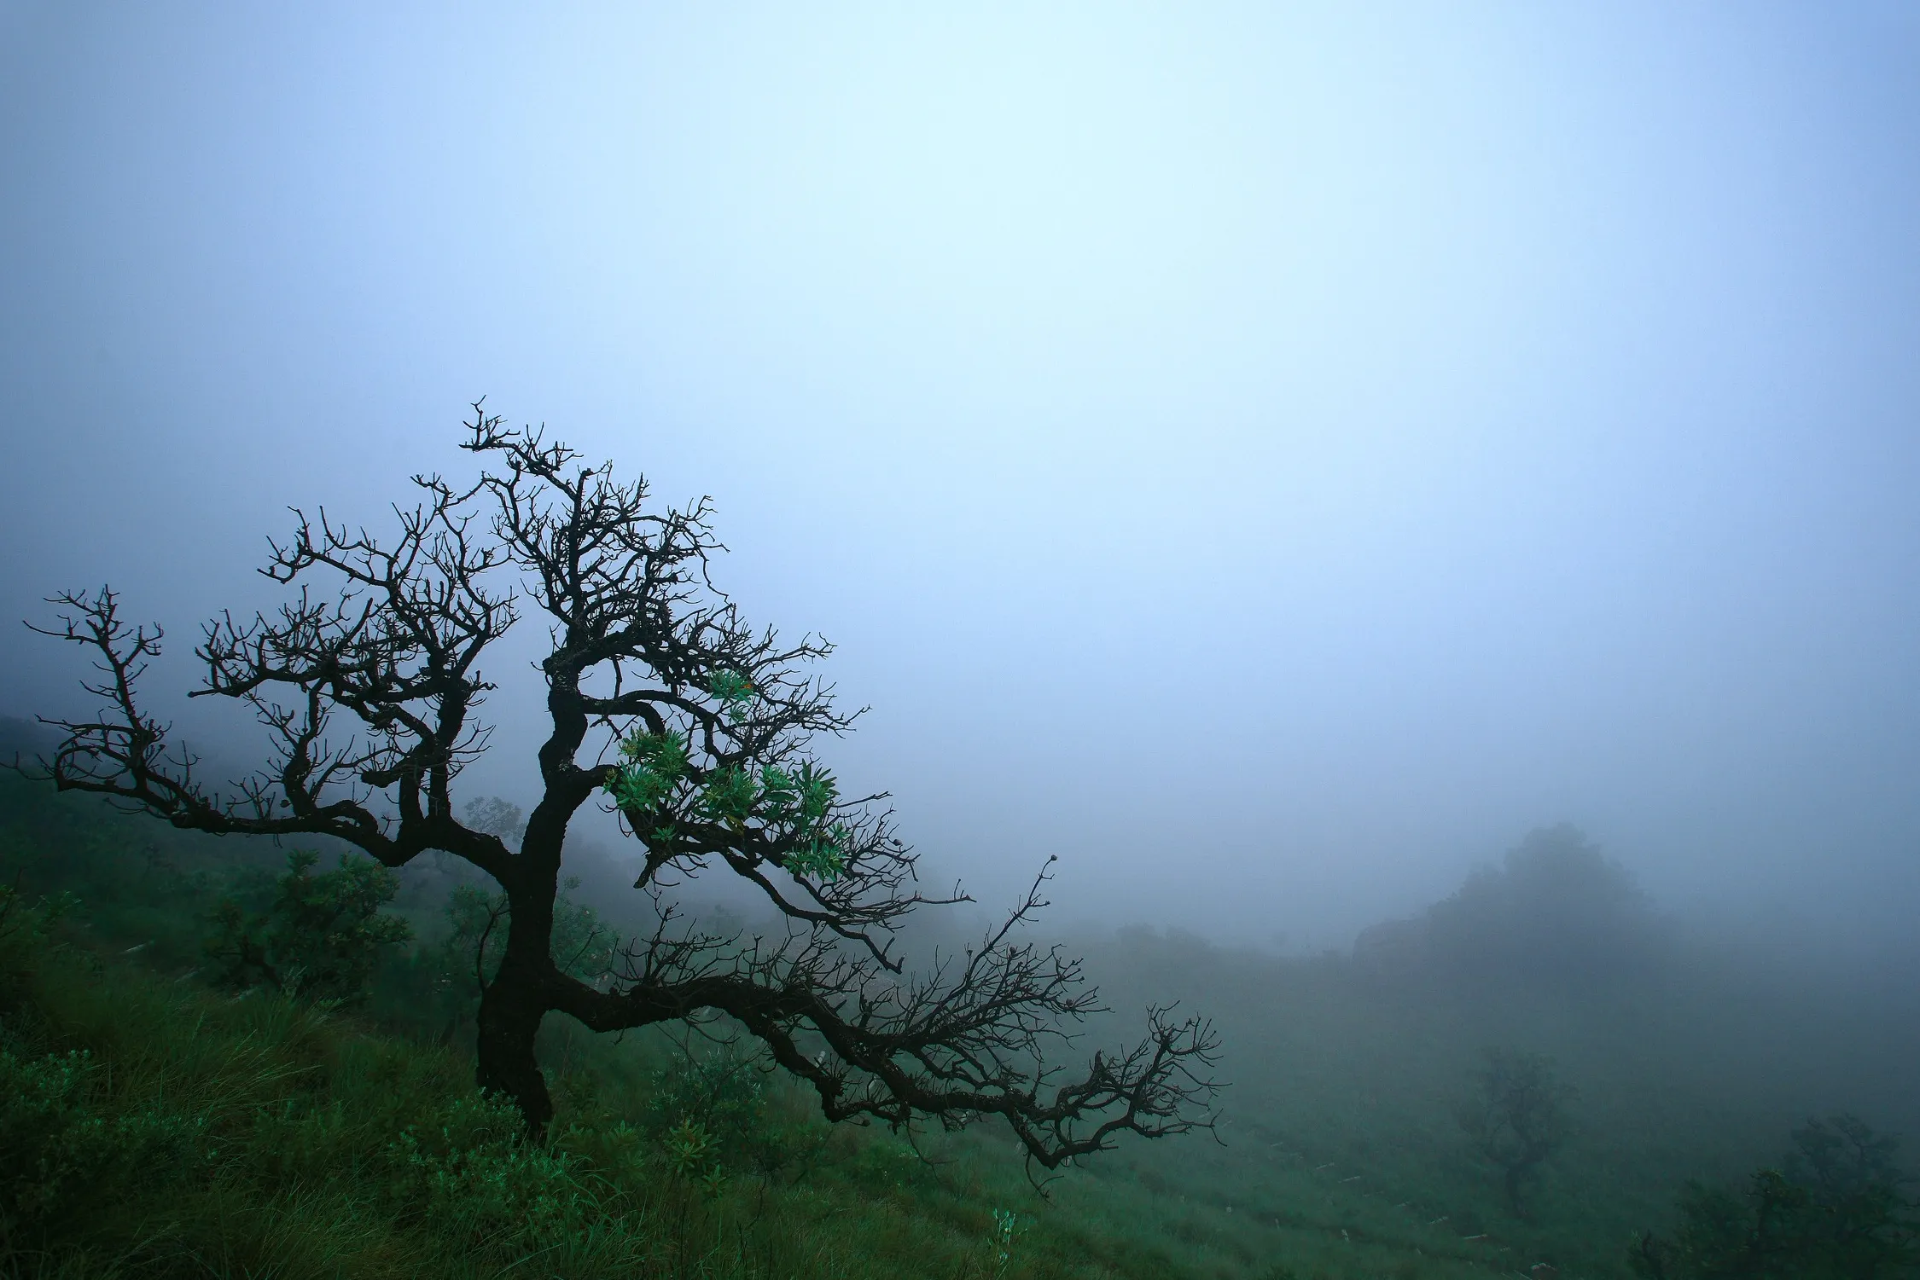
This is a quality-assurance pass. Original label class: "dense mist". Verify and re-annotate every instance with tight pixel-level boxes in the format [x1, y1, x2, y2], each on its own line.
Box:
[5, 6, 1920, 957]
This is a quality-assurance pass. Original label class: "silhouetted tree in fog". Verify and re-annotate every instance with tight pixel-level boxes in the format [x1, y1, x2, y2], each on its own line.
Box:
[1430, 825, 1661, 984]
[20, 403, 1219, 1164]
[1356, 825, 1665, 988]
[1457, 1046, 1577, 1218]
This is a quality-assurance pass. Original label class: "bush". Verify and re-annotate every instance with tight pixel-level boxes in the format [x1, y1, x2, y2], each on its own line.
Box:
[642, 1040, 771, 1178]
[1632, 1114, 1918, 1279]
[0, 1047, 207, 1249]
[206, 849, 412, 1004]
[388, 1092, 609, 1249]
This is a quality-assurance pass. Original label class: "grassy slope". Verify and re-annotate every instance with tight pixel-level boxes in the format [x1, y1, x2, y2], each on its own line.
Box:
[4, 890, 1480, 1280]
[2, 769, 1913, 1279]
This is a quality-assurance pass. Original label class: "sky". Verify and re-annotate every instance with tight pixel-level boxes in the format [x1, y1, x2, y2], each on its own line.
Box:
[3, 3, 1919, 950]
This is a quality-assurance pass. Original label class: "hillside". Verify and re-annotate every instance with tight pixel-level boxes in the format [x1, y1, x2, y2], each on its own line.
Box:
[1, 760, 1914, 1278]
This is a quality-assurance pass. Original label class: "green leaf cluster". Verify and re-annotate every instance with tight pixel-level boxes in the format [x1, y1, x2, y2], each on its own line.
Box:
[786, 828, 851, 882]
[390, 1092, 606, 1248]
[762, 762, 850, 881]
[760, 761, 837, 825]
[638, 1041, 822, 1183]
[707, 669, 755, 722]
[608, 729, 690, 812]
[606, 731, 851, 879]
[699, 765, 758, 825]
[991, 1207, 1035, 1278]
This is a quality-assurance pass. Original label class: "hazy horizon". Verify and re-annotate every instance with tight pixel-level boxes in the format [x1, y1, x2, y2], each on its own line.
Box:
[5, 3, 1919, 954]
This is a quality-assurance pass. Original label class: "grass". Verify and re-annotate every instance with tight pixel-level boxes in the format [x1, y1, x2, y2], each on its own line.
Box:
[1, 767, 1914, 1278]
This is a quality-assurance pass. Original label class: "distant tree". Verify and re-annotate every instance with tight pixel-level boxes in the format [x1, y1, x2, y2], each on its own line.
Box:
[205, 848, 411, 1004]
[1630, 1114, 1916, 1280]
[1425, 824, 1662, 986]
[460, 795, 526, 853]
[19, 404, 1218, 1163]
[1787, 1114, 1909, 1208]
[1456, 1047, 1577, 1218]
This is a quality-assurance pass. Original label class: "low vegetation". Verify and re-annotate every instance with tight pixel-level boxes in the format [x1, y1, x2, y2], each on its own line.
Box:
[1, 744, 1916, 1277]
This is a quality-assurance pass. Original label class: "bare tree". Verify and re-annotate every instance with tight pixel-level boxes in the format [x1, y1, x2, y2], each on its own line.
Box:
[21, 404, 1218, 1167]
[1457, 1046, 1577, 1218]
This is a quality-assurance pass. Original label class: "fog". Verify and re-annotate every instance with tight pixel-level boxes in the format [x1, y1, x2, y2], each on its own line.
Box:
[4, 3, 1919, 953]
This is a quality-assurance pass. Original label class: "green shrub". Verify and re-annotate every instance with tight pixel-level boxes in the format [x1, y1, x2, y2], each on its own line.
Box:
[637, 1038, 831, 1181]
[1632, 1115, 1918, 1279]
[0, 1047, 207, 1247]
[206, 849, 412, 1004]
[388, 1091, 607, 1249]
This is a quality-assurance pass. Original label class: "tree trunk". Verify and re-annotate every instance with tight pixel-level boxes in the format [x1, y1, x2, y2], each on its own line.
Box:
[475, 952, 554, 1136]
[1505, 1163, 1529, 1219]
[474, 845, 563, 1136]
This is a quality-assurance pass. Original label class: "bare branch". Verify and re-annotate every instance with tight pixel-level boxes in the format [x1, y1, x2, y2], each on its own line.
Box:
[25, 402, 1222, 1156]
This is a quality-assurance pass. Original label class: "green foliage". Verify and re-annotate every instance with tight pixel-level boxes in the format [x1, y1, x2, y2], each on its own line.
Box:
[644, 1042, 765, 1144]
[610, 729, 691, 812]
[760, 760, 838, 824]
[662, 1115, 717, 1181]
[206, 848, 413, 1004]
[636, 1038, 827, 1182]
[10, 774, 1920, 1280]
[707, 669, 756, 722]
[605, 730, 851, 880]
[699, 764, 760, 825]
[0, 880, 77, 960]
[0, 898, 1211, 1280]
[0, 1047, 208, 1246]
[389, 1091, 604, 1247]
[1631, 1116, 1917, 1279]
[786, 826, 850, 881]
[765, 762, 847, 880]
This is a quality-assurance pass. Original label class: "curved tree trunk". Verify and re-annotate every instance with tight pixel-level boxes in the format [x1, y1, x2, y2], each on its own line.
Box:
[475, 893, 558, 1135]
[476, 961, 554, 1134]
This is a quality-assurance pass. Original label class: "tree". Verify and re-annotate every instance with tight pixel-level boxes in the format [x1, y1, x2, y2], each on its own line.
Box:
[1456, 1047, 1576, 1218]
[1425, 825, 1664, 987]
[20, 404, 1219, 1165]
[1353, 826, 1668, 990]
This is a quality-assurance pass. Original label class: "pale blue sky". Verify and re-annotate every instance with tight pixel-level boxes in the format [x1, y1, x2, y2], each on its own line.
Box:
[4, 3, 1919, 946]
